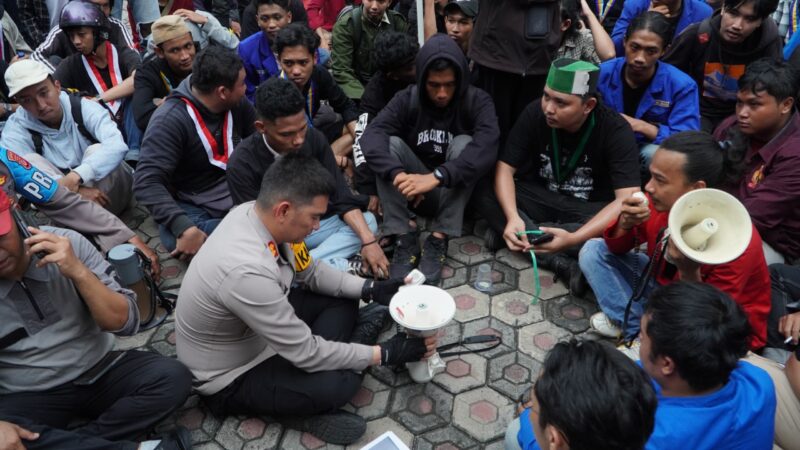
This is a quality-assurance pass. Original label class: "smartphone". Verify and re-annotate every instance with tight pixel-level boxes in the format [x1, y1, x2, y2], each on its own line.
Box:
[12, 209, 46, 259]
[530, 233, 555, 246]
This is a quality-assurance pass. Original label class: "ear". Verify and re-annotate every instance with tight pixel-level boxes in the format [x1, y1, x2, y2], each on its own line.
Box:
[313, 51, 318, 66]
[215, 84, 228, 101]
[660, 354, 677, 377]
[690, 179, 707, 190]
[560, 19, 571, 32]
[274, 201, 291, 220]
[584, 96, 598, 114]
[547, 425, 567, 449]
[53, 79, 62, 91]
[154, 45, 165, 58]
[780, 97, 794, 115]
[254, 119, 268, 135]
[287, 11, 292, 23]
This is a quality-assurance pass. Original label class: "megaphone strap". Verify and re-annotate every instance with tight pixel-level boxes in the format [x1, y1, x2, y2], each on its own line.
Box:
[437, 335, 503, 358]
[619, 229, 669, 343]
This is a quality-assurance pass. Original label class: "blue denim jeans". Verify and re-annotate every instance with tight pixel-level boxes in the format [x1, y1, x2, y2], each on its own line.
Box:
[305, 212, 378, 272]
[579, 238, 656, 338]
[158, 202, 223, 252]
[122, 101, 142, 161]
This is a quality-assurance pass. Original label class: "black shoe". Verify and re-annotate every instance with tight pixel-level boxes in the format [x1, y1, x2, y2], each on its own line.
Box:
[547, 254, 588, 297]
[483, 228, 503, 252]
[350, 303, 391, 346]
[278, 410, 366, 445]
[155, 426, 192, 450]
[389, 231, 420, 279]
[419, 234, 448, 285]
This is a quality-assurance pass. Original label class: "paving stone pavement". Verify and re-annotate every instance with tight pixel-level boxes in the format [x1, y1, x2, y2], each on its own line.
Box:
[114, 203, 601, 449]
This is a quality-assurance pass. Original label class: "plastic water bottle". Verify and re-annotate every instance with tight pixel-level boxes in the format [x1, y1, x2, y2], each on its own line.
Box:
[474, 263, 493, 292]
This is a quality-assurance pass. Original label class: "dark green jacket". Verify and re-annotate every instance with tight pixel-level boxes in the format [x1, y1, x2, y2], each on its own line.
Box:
[332, 7, 408, 99]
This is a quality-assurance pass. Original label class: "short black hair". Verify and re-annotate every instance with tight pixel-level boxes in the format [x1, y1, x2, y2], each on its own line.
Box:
[738, 57, 799, 103]
[191, 45, 244, 94]
[373, 31, 418, 72]
[560, 0, 581, 40]
[658, 131, 725, 188]
[254, 77, 305, 122]
[427, 57, 458, 75]
[256, 0, 290, 11]
[535, 340, 657, 450]
[257, 152, 335, 208]
[722, 0, 779, 20]
[275, 23, 319, 57]
[372, 31, 419, 73]
[624, 11, 673, 49]
[644, 282, 751, 392]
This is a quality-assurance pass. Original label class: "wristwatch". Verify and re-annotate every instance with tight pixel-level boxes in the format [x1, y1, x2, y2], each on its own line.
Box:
[433, 168, 444, 183]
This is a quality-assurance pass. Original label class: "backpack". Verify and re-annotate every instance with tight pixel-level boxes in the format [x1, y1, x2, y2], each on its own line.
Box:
[28, 92, 99, 158]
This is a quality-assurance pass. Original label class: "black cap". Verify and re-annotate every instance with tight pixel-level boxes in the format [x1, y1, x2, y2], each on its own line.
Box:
[443, 0, 478, 18]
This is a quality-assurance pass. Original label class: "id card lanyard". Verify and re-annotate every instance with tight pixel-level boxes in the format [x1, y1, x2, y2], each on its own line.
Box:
[550, 112, 595, 185]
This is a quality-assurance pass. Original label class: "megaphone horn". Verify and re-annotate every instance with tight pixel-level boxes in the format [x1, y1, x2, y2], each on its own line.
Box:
[667, 188, 752, 265]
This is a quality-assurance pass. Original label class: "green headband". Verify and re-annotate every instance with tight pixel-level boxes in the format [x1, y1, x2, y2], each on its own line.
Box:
[546, 58, 599, 96]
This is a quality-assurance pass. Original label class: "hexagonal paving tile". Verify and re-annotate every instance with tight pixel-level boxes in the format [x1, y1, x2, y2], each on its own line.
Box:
[544, 295, 598, 333]
[461, 317, 516, 359]
[432, 353, 488, 394]
[447, 236, 494, 266]
[389, 382, 454, 434]
[518, 268, 568, 300]
[452, 387, 515, 442]
[343, 374, 391, 421]
[495, 248, 532, 270]
[213, 416, 246, 450]
[440, 258, 469, 290]
[517, 321, 573, 361]
[345, 417, 414, 450]
[415, 425, 480, 450]
[279, 429, 344, 450]
[487, 351, 542, 400]
[446, 285, 490, 323]
[491, 290, 544, 327]
[466, 261, 517, 296]
[242, 419, 283, 450]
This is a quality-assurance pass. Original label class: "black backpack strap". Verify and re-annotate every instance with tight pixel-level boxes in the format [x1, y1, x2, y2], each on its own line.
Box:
[27, 129, 44, 155]
[352, 6, 362, 54]
[68, 94, 99, 145]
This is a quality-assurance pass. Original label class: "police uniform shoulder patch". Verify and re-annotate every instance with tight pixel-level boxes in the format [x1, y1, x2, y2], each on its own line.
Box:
[291, 241, 312, 272]
[267, 241, 279, 258]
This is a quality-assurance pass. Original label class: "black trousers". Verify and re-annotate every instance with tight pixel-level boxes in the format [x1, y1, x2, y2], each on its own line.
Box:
[476, 65, 547, 144]
[0, 350, 192, 448]
[767, 264, 800, 348]
[204, 289, 363, 417]
[473, 178, 606, 257]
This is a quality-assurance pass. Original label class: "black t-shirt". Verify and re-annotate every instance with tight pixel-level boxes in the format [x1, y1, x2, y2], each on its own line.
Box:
[622, 70, 650, 117]
[500, 99, 640, 202]
[54, 44, 141, 96]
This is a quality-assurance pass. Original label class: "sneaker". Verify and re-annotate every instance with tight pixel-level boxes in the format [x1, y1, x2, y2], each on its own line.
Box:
[346, 254, 383, 278]
[154, 426, 192, 450]
[616, 338, 641, 361]
[419, 234, 448, 285]
[590, 312, 622, 338]
[483, 228, 504, 252]
[389, 231, 420, 279]
[545, 254, 588, 297]
[279, 410, 366, 445]
[350, 303, 391, 346]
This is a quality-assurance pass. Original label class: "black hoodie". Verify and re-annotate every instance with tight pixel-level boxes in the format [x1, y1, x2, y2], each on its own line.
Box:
[133, 76, 256, 239]
[664, 12, 783, 126]
[359, 34, 500, 188]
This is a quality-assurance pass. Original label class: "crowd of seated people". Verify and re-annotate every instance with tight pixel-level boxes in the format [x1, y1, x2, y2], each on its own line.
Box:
[0, 0, 797, 447]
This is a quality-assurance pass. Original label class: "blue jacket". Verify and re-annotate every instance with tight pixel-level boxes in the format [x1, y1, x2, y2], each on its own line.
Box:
[785, 29, 800, 59]
[238, 31, 281, 103]
[611, 0, 712, 55]
[598, 58, 700, 145]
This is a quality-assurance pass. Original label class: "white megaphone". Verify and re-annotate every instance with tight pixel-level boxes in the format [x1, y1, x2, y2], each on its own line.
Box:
[667, 188, 752, 265]
[389, 282, 455, 383]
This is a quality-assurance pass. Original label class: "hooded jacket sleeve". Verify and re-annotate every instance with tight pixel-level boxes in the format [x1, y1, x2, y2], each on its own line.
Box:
[662, 24, 702, 84]
[133, 101, 196, 239]
[196, 10, 240, 50]
[436, 89, 500, 188]
[359, 87, 414, 182]
[73, 99, 128, 183]
[331, 14, 365, 99]
[317, 68, 360, 124]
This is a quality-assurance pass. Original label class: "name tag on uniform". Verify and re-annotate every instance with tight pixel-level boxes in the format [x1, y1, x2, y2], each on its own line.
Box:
[654, 99, 671, 108]
[291, 242, 312, 272]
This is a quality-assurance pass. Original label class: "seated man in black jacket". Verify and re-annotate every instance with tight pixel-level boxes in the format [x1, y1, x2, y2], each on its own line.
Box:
[227, 77, 389, 278]
[134, 45, 255, 261]
[360, 34, 500, 284]
[132, 15, 197, 131]
[274, 24, 360, 157]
